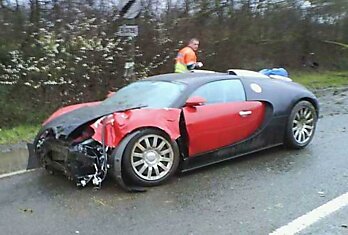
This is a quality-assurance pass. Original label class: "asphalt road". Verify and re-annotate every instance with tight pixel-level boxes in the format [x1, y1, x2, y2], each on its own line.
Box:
[0, 93, 348, 235]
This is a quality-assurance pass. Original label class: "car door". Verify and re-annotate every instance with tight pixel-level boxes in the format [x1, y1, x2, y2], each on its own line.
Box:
[183, 79, 265, 156]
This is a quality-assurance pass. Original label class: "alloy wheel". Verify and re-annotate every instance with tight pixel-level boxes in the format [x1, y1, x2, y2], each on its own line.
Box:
[292, 107, 315, 144]
[130, 134, 174, 181]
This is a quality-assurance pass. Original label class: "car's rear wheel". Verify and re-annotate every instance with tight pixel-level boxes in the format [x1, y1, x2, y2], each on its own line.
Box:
[122, 129, 180, 186]
[285, 100, 317, 149]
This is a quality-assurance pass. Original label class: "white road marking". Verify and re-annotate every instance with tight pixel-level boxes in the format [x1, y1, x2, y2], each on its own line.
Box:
[270, 192, 348, 235]
[0, 169, 37, 179]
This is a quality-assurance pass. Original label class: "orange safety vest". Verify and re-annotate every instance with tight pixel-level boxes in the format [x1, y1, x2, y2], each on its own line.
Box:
[175, 46, 197, 73]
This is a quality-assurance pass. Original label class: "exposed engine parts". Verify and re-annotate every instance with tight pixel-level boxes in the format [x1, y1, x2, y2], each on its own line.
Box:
[72, 139, 110, 188]
[35, 128, 111, 188]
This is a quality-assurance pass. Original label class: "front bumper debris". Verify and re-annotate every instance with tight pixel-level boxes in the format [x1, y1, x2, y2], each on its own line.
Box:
[27, 130, 146, 192]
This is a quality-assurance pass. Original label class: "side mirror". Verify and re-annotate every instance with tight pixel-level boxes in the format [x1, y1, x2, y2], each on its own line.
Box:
[185, 96, 206, 107]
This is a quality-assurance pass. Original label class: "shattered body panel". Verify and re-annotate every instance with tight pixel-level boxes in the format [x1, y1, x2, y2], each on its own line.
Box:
[40, 102, 146, 138]
[43, 101, 101, 125]
[32, 103, 182, 188]
[91, 108, 181, 147]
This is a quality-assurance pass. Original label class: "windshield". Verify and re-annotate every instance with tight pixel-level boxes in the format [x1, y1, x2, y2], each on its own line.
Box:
[102, 80, 186, 108]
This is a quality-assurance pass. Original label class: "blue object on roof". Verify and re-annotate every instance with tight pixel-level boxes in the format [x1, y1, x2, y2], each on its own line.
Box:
[259, 68, 289, 77]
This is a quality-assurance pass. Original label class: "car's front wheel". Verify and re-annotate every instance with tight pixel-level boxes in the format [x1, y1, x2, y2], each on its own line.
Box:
[122, 129, 180, 186]
[285, 100, 318, 149]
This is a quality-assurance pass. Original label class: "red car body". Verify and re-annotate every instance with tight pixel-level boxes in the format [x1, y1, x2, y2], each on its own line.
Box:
[29, 70, 319, 191]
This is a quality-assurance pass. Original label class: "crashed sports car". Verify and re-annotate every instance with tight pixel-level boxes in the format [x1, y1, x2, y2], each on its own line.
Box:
[28, 70, 319, 191]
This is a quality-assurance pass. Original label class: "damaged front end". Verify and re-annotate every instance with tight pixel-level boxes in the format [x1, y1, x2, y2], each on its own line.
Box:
[28, 105, 182, 192]
[27, 102, 151, 191]
[33, 122, 111, 188]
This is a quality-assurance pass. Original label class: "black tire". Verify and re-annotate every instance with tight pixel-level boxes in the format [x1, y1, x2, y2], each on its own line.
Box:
[285, 100, 318, 149]
[122, 129, 180, 186]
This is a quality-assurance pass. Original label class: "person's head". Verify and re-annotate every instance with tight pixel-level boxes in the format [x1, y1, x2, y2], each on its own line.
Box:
[188, 38, 199, 51]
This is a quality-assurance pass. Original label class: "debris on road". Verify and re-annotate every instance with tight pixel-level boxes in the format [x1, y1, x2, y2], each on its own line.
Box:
[19, 208, 33, 213]
[92, 196, 107, 206]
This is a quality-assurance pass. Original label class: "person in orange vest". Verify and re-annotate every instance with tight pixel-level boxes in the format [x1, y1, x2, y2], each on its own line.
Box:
[175, 38, 203, 73]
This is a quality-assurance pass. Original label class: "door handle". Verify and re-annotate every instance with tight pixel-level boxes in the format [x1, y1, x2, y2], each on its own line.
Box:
[239, 110, 252, 117]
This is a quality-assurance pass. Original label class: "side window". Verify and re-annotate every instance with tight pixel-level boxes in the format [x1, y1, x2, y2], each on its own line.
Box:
[189, 80, 245, 104]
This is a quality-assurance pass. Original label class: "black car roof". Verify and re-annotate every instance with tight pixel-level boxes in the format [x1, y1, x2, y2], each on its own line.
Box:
[144, 72, 238, 86]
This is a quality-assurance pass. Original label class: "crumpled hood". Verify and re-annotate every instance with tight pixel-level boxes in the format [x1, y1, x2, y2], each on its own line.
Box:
[38, 103, 145, 139]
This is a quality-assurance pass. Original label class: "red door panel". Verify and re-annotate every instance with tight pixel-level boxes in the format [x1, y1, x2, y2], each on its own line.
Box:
[183, 101, 265, 156]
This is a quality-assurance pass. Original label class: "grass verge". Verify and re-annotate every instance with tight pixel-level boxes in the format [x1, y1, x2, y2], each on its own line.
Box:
[291, 70, 348, 89]
[0, 125, 40, 145]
